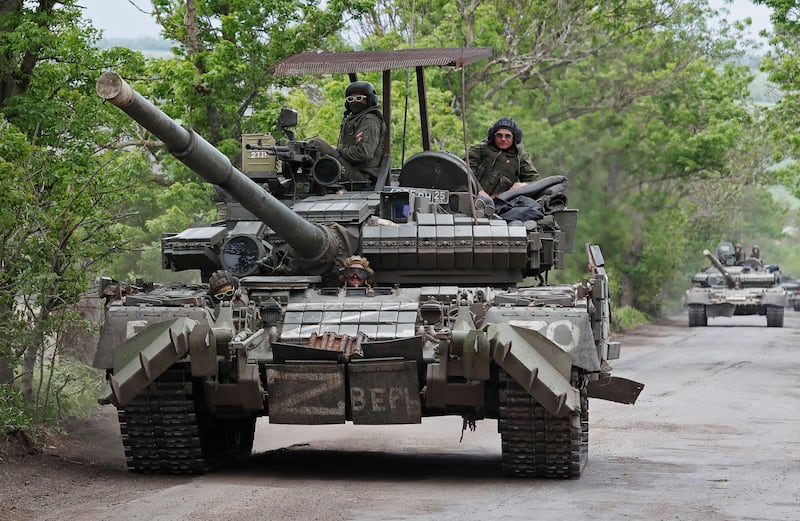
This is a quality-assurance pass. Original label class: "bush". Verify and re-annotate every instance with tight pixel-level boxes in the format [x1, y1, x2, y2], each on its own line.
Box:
[0, 384, 32, 435]
[612, 305, 651, 332]
[31, 360, 105, 425]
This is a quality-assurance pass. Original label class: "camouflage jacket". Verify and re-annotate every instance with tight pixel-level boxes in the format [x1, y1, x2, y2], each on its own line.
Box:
[337, 107, 386, 180]
[468, 141, 538, 196]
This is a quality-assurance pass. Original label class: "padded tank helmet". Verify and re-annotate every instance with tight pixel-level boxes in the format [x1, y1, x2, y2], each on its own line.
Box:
[344, 81, 378, 108]
[338, 255, 375, 287]
[488, 116, 523, 145]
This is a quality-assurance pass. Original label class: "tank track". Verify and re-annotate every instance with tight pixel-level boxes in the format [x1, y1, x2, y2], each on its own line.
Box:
[117, 364, 208, 474]
[497, 369, 588, 478]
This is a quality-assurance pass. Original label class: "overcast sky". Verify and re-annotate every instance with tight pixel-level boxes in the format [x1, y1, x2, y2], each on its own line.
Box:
[81, 0, 772, 40]
[81, 0, 162, 39]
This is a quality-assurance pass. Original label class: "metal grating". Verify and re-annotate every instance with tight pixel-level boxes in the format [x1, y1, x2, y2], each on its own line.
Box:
[270, 47, 493, 77]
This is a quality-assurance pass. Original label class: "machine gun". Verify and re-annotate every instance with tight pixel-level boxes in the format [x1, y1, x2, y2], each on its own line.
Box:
[243, 107, 353, 190]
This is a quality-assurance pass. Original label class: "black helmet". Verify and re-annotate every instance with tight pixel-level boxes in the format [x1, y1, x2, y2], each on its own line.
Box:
[488, 116, 523, 145]
[345, 81, 378, 108]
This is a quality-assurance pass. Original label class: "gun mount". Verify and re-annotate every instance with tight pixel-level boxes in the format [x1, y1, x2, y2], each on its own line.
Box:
[93, 48, 643, 479]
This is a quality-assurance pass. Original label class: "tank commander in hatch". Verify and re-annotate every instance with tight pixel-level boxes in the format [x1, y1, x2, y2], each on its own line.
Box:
[339, 255, 375, 288]
[468, 116, 539, 198]
[751, 245, 761, 259]
[307, 81, 386, 185]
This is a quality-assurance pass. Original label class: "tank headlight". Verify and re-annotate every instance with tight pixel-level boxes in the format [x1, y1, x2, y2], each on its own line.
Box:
[219, 234, 266, 277]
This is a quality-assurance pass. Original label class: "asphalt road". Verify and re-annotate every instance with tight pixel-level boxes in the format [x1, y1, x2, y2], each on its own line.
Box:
[12, 312, 800, 521]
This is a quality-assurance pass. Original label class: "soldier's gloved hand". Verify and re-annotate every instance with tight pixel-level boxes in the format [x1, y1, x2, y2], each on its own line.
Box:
[208, 270, 239, 301]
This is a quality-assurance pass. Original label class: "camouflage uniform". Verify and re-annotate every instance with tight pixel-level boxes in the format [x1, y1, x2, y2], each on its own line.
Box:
[337, 106, 385, 181]
[468, 141, 538, 196]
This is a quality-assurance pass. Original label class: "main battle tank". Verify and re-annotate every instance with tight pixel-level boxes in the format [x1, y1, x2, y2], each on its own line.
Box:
[781, 276, 800, 311]
[92, 49, 643, 479]
[685, 249, 786, 327]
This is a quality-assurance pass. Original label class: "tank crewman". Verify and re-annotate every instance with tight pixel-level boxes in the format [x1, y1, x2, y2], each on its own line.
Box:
[751, 245, 761, 259]
[734, 243, 744, 263]
[468, 117, 539, 198]
[339, 255, 374, 288]
[308, 81, 386, 183]
[207, 269, 240, 303]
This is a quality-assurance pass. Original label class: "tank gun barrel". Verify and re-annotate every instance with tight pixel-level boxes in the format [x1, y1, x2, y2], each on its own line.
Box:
[96, 72, 332, 265]
[704, 249, 737, 288]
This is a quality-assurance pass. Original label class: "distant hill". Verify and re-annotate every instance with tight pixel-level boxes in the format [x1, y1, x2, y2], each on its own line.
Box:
[97, 37, 172, 58]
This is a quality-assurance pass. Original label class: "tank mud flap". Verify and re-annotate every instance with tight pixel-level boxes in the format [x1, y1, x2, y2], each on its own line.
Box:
[587, 376, 644, 405]
[487, 323, 579, 416]
[101, 317, 198, 407]
[266, 363, 347, 424]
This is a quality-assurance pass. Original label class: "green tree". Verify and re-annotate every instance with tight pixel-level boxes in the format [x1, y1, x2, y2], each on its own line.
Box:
[0, 1, 148, 419]
[753, 0, 800, 199]
[346, 0, 764, 314]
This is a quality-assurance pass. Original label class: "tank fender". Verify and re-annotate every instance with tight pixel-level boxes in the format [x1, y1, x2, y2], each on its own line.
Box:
[685, 289, 712, 306]
[101, 317, 199, 407]
[486, 323, 580, 416]
[587, 376, 644, 405]
[483, 306, 601, 372]
[93, 304, 212, 370]
[762, 291, 788, 308]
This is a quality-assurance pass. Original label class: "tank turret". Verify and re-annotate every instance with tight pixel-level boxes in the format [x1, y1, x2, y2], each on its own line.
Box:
[96, 71, 577, 286]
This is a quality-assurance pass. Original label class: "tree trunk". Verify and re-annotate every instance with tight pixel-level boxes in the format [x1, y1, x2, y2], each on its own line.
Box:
[619, 210, 644, 307]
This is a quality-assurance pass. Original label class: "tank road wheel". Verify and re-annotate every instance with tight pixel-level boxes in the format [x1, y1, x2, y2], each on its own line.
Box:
[688, 304, 707, 327]
[766, 306, 784, 328]
[497, 369, 588, 479]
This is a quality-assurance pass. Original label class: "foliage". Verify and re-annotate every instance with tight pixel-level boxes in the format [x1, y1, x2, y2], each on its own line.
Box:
[0, 1, 151, 414]
[0, 384, 32, 434]
[753, 0, 800, 199]
[30, 358, 104, 424]
[611, 305, 652, 333]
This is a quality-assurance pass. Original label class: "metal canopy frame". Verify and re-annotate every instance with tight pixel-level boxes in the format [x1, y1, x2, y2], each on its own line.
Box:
[269, 48, 493, 178]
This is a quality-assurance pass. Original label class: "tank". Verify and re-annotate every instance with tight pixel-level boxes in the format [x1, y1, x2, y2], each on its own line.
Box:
[780, 276, 800, 311]
[685, 249, 787, 327]
[92, 48, 643, 479]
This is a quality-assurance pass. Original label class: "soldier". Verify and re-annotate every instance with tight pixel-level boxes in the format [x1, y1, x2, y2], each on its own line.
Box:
[339, 255, 374, 288]
[207, 270, 240, 303]
[734, 243, 744, 263]
[468, 117, 539, 198]
[751, 245, 761, 259]
[308, 81, 386, 184]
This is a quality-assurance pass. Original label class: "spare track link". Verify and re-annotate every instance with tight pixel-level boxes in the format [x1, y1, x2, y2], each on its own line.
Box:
[117, 364, 207, 474]
[497, 368, 588, 478]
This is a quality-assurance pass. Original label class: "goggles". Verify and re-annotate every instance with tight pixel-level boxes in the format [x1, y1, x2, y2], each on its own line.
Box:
[345, 95, 367, 103]
[213, 288, 235, 300]
[495, 132, 514, 140]
[343, 267, 369, 280]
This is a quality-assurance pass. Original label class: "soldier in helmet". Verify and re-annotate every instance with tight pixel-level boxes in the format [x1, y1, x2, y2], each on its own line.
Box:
[339, 255, 375, 288]
[308, 81, 386, 185]
[207, 270, 240, 303]
[734, 243, 744, 263]
[468, 117, 539, 198]
[751, 245, 760, 259]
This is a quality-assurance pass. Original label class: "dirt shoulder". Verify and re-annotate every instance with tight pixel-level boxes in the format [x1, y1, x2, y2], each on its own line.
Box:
[0, 406, 173, 521]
